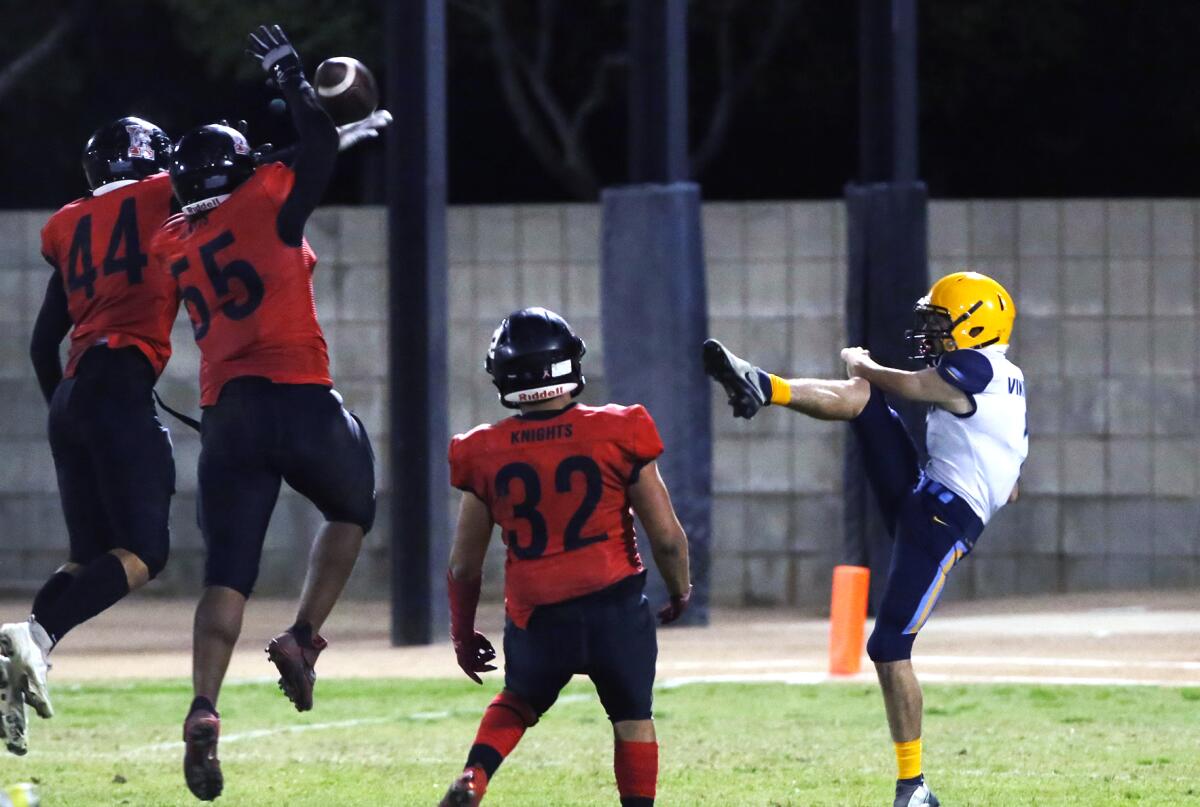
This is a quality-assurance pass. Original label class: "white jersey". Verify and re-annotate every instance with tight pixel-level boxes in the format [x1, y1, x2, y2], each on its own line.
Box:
[924, 346, 1028, 524]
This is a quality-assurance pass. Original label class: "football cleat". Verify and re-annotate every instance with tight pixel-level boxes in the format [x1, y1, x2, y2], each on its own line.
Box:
[0, 622, 52, 719]
[183, 709, 223, 801]
[266, 629, 328, 712]
[894, 778, 940, 807]
[438, 769, 483, 807]
[702, 339, 768, 419]
[0, 656, 28, 756]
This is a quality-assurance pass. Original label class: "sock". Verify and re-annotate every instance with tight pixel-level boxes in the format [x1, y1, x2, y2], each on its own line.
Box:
[614, 739, 657, 806]
[895, 738, 922, 781]
[289, 621, 315, 648]
[33, 553, 130, 645]
[463, 691, 534, 794]
[31, 571, 75, 623]
[189, 696, 218, 717]
[766, 372, 792, 406]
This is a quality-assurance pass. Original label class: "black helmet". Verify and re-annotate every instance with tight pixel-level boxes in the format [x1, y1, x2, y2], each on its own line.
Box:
[486, 307, 587, 409]
[82, 117, 171, 191]
[169, 124, 256, 214]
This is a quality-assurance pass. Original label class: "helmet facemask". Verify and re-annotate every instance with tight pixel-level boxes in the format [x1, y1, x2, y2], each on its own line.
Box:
[906, 302, 958, 364]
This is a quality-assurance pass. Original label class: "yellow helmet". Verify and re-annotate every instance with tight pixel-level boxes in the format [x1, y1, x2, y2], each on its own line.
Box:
[906, 271, 1016, 363]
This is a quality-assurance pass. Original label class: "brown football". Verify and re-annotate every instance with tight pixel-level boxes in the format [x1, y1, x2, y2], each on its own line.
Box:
[314, 57, 379, 125]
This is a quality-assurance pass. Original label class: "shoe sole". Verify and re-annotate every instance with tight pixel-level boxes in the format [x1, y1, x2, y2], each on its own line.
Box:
[440, 786, 476, 807]
[266, 642, 314, 713]
[183, 722, 223, 801]
[702, 339, 761, 417]
[0, 659, 26, 756]
[0, 631, 52, 719]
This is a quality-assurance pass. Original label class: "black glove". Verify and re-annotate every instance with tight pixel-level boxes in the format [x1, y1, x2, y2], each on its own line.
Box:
[247, 24, 303, 84]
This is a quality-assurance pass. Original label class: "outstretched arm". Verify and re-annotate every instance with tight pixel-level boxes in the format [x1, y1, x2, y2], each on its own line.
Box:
[841, 347, 972, 414]
[247, 25, 338, 248]
[629, 462, 692, 622]
[30, 271, 70, 404]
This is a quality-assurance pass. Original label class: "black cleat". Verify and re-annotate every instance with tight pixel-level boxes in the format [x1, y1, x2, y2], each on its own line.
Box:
[266, 629, 327, 712]
[703, 339, 769, 419]
[438, 769, 482, 806]
[183, 709, 223, 801]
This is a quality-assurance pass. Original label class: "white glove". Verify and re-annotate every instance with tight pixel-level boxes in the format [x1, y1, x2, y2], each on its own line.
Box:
[336, 109, 393, 151]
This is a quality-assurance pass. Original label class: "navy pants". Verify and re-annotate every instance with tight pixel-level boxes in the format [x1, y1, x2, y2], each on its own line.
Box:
[851, 387, 984, 662]
[504, 572, 657, 722]
[48, 347, 174, 576]
[198, 377, 376, 597]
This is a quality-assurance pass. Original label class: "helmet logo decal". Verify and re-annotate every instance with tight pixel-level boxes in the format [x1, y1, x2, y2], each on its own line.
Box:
[181, 194, 231, 216]
[125, 124, 154, 160]
[506, 382, 578, 404]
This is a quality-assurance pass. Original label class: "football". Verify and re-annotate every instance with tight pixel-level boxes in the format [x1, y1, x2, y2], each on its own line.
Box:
[313, 57, 379, 125]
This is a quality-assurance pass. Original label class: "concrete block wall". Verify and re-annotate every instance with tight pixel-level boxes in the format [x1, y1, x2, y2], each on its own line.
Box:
[0, 199, 1196, 607]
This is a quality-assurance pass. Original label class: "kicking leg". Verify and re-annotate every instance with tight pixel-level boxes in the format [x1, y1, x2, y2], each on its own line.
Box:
[703, 338, 870, 421]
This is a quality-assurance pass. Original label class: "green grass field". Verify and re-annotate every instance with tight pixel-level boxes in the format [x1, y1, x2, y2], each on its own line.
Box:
[3, 679, 1198, 806]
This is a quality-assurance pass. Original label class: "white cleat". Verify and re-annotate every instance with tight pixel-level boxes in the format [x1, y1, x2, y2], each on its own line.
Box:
[0, 623, 52, 719]
[894, 780, 940, 807]
[0, 655, 28, 755]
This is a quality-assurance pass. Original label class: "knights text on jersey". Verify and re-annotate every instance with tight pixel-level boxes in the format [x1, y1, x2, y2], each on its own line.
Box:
[449, 402, 664, 628]
[149, 163, 330, 406]
[41, 173, 178, 377]
[925, 346, 1028, 523]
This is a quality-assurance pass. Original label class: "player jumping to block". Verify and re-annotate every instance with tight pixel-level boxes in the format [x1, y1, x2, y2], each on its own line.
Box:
[704, 272, 1027, 807]
[438, 308, 692, 807]
[150, 26, 375, 801]
[0, 118, 179, 756]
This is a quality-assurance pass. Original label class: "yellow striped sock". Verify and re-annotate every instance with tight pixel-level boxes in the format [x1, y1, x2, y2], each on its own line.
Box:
[768, 374, 792, 406]
[895, 738, 922, 780]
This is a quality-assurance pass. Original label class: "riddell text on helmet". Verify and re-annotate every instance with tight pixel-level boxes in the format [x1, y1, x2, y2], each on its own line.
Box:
[518, 385, 568, 402]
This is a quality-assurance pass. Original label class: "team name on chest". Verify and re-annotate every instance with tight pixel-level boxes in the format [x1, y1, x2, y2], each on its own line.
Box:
[511, 423, 574, 444]
[1007, 377, 1025, 397]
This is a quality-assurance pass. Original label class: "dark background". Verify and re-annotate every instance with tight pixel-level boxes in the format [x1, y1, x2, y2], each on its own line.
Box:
[3, 0, 1199, 209]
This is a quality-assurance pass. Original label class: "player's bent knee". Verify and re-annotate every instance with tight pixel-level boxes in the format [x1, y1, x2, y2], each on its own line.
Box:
[493, 689, 539, 727]
[866, 622, 915, 663]
[138, 542, 169, 580]
[203, 561, 259, 599]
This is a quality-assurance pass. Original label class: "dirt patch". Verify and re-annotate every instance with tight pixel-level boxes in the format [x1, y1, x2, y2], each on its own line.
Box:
[4, 589, 1196, 686]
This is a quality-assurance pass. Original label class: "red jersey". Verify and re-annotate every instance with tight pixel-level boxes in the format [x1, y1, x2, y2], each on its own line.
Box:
[149, 163, 330, 405]
[40, 173, 177, 377]
[449, 403, 664, 628]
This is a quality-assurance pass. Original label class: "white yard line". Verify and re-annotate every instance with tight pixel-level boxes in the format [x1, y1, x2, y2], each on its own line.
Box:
[123, 693, 596, 758]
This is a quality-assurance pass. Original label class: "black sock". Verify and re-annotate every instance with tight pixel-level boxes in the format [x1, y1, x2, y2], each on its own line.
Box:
[34, 553, 130, 644]
[620, 798, 654, 807]
[289, 621, 314, 648]
[31, 571, 76, 625]
[898, 775, 924, 787]
[465, 744, 504, 779]
[189, 696, 218, 718]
